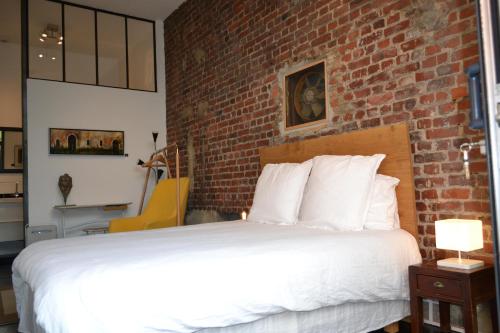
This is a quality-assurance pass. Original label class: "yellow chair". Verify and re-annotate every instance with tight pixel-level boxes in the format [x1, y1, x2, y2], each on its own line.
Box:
[109, 177, 190, 233]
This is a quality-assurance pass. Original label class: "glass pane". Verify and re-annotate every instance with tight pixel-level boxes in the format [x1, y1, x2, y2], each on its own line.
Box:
[2, 131, 23, 170]
[29, 0, 63, 81]
[64, 6, 96, 85]
[127, 19, 155, 91]
[0, 0, 22, 128]
[97, 13, 126, 88]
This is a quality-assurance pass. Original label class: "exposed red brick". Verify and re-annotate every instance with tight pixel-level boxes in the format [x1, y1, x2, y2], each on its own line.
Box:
[426, 127, 459, 139]
[422, 189, 438, 199]
[425, 45, 441, 56]
[165, 0, 490, 260]
[401, 37, 424, 52]
[423, 164, 439, 175]
[464, 201, 491, 213]
[416, 71, 435, 82]
[442, 188, 470, 199]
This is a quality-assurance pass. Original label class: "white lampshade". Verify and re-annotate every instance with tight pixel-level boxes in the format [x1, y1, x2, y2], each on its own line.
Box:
[435, 219, 483, 252]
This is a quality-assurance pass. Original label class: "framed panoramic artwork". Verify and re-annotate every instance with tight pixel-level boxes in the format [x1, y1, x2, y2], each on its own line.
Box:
[49, 128, 125, 156]
[284, 60, 328, 130]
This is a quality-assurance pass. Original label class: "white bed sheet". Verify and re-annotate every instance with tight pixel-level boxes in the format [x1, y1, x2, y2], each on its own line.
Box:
[13, 221, 421, 333]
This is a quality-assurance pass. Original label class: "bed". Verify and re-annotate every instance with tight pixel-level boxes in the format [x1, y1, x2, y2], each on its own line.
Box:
[12, 123, 422, 333]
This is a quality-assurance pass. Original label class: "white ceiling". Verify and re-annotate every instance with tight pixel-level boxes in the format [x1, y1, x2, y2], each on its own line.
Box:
[66, 0, 185, 20]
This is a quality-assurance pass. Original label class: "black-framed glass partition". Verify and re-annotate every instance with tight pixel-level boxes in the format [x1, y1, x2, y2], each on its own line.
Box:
[97, 12, 127, 88]
[0, 0, 22, 129]
[28, 0, 157, 92]
[64, 5, 96, 85]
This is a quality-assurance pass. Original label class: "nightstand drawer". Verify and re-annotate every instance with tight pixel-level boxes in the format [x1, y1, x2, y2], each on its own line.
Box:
[416, 275, 463, 298]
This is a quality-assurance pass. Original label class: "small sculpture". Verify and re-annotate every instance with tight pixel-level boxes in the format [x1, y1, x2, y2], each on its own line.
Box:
[58, 173, 73, 205]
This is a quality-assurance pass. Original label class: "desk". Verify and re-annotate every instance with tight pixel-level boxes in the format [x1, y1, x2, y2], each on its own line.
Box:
[53, 202, 132, 237]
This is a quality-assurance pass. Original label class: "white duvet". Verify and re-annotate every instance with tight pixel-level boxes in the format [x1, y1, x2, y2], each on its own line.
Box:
[13, 221, 421, 333]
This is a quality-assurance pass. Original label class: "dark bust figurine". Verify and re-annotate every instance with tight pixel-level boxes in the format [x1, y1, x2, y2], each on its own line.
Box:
[58, 173, 73, 205]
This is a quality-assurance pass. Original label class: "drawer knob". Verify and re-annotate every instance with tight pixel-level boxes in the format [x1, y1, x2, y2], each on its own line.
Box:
[433, 281, 445, 288]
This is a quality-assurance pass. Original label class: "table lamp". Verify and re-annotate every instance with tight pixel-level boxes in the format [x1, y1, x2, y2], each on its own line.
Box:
[435, 219, 484, 269]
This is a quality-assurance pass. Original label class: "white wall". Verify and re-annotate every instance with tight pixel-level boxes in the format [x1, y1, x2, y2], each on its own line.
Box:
[27, 21, 166, 233]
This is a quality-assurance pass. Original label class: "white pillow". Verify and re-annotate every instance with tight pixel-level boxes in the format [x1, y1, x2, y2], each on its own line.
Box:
[248, 160, 313, 225]
[298, 154, 385, 231]
[364, 174, 401, 230]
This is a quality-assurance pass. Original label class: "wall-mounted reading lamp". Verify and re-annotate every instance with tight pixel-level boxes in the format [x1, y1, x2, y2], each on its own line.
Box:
[466, 63, 484, 129]
[459, 63, 487, 180]
[460, 141, 486, 179]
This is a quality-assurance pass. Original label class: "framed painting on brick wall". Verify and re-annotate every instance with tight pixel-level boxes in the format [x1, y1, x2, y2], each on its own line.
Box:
[284, 60, 328, 130]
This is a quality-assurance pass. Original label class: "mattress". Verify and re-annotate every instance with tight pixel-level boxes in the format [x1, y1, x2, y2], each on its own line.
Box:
[200, 300, 410, 333]
[12, 221, 422, 333]
[17, 288, 409, 333]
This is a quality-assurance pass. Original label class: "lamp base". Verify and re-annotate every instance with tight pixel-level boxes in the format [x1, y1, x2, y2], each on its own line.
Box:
[437, 258, 484, 270]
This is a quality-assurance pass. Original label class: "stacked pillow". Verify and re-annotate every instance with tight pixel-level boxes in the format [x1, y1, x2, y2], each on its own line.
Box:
[364, 174, 401, 230]
[248, 154, 401, 231]
[247, 160, 313, 225]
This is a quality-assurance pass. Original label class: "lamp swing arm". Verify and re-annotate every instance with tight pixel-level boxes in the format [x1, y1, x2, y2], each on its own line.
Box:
[150, 142, 179, 156]
[144, 143, 179, 178]
[139, 143, 182, 227]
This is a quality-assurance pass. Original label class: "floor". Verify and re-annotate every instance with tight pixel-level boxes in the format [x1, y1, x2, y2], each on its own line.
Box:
[372, 321, 441, 332]
[0, 257, 17, 332]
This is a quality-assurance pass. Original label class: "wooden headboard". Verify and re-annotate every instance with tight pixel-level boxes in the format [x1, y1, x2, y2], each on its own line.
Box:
[259, 123, 418, 239]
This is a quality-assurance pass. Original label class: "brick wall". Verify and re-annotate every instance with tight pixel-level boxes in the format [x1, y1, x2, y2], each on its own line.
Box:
[164, 0, 491, 260]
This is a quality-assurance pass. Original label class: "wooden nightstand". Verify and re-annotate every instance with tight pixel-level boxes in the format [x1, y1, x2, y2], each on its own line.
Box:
[409, 261, 498, 333]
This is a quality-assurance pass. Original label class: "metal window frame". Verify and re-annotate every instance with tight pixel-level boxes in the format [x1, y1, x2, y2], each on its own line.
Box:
[22, 0, 30, 232]
[27, 0, 158, 93]
[477, 0, 500, 328]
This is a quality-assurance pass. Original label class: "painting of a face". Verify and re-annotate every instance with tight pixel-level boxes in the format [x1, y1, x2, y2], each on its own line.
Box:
[285, 61, 327, 130]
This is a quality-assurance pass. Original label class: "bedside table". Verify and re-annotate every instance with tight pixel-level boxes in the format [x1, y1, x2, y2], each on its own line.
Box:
[409, 261, 498, 333]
